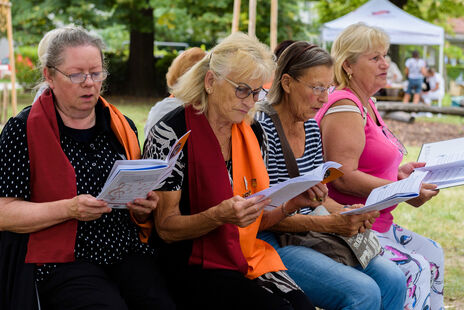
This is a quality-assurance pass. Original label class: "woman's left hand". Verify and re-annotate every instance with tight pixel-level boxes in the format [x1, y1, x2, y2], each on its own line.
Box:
[398, 162, 425, 180]
[127, 191, 159, 223]
[407, 182, 439, 207]
[287, 183, 328, 213]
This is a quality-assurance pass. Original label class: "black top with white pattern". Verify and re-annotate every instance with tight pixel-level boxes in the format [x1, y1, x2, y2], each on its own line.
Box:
[0, 102, 153, 282]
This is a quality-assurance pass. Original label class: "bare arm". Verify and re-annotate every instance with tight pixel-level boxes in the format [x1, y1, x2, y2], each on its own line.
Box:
[319, 100, 391, 197]
[259, 183, 329, 230]
[269, 210, 379, 237]
[0, 195, 111, 233]
[155, 190, 270, 243]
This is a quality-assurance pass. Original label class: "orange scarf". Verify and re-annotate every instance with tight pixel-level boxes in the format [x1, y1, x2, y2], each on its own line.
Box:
[232, 122, 286, 279]
[185, 105, 285, 278]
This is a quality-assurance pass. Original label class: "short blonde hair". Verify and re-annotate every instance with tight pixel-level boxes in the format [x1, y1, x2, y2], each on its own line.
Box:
[332, 22, 390, 89]
[166, 47, 206, 88]
[171, 32, 275, 114]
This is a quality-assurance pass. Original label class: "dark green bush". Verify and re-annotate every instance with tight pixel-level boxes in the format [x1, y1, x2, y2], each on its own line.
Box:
[154, 51, 178, 97]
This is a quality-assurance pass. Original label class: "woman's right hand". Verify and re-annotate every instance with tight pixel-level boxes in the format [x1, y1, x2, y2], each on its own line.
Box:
[328, 210, 379, 237]
[214, 195, 271, 227]
[68, 194, 111, 221]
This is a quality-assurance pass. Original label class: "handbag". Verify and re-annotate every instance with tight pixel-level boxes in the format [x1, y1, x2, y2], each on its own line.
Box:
[259, 102, 380, 268]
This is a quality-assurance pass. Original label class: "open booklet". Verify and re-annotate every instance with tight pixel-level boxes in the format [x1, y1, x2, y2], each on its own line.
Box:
[97, 130, 191, 208]
[415, 137, 464, 189]
[341, 170, 428, 215]
[247, 161, 343, 209]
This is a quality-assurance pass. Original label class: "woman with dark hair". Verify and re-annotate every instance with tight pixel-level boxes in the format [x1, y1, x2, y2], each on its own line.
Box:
[256, 41, 406, 310]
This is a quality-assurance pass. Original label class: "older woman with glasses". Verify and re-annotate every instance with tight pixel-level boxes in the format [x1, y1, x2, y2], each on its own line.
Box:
[255, 41, 406, 310]
[143, 32, 315, 310]
[315, 23, 444, 310]
[0, 26, 174, 310]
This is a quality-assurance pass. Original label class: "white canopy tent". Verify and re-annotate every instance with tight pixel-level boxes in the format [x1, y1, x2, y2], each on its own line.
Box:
[321, 0, 445, 77]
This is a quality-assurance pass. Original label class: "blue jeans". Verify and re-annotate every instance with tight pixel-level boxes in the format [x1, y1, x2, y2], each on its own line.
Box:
[259, 231, 406, 310]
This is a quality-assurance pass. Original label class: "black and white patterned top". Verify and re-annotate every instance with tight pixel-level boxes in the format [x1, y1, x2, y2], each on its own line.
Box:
[255, 111, 324, 215]
[143, 107, 234, 190]
[0, 103, 153, 282]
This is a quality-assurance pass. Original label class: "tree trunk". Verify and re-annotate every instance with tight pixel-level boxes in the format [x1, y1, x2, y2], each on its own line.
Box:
[126, 7, 156, 97]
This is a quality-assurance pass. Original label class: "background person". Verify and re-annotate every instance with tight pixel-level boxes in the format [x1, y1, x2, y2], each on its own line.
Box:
[0, 26, 174, 310]
[403, 50, 427, 104]
[315, 22, 444, 310]
[422, 67, 444, 105]
[256, 41, 406, 310]
[144, 47, 206, 137]
[143, 32, 315, 310]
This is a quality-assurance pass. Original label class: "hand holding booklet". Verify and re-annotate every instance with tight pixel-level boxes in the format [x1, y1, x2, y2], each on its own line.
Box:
[341, 170, 429, 215]
[415, 137, 464, 189]
[247, 161, 343, 209]
[97, 131, 190, 208]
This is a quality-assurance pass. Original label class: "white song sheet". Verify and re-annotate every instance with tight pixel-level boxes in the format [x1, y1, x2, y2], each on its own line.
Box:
[341, 170, 428, 215]
[247, 161, 342, 209]
[97, 130, 190, 208]
[417, 137, 464, 189]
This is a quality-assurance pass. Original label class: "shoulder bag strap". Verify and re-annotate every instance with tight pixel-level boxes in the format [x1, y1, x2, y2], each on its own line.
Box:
[265, 104, 300, 178]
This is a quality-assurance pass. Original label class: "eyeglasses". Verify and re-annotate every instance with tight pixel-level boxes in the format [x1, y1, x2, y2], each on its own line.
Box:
[222, 76, 267, 102]
[50, 66, 108, 84]
[294, 77, 333, 96]
[382, 126, 408, 155]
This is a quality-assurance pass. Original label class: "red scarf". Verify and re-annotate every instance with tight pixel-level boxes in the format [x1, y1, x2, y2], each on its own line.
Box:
[25, 89, 142, 263]
[185, 105, 285, 277]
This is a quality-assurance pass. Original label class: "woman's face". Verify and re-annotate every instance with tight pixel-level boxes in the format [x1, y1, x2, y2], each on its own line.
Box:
[285, 65, 334, 121]
[46, 45, 103, 117]
[207, 71, 263, 125]
[348, 47, 389, 95]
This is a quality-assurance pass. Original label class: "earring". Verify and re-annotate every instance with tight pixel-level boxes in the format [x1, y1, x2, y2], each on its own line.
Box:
[206, 88, 212, 94]
[348, 73, 352, 80]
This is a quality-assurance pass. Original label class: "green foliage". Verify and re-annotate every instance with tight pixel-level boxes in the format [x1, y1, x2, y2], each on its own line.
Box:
[154, 52, 178, 97]
[446, 64, 464, 80]
[15, 46, 41, 91]
[316, 0, 464, 32]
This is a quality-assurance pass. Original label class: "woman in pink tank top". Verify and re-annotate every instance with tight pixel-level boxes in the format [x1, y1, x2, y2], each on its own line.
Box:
[315, 23, 444, 310]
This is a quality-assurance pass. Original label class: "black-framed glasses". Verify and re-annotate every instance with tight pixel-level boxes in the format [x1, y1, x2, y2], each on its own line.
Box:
[294, 77, 333, 96]
[382, 126, 408, 155]
[49, 66, 108, 84]
[222, 76, 267, 102]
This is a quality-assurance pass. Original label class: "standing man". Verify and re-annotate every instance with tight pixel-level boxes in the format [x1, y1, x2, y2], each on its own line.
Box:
[402, 50, 427, 104]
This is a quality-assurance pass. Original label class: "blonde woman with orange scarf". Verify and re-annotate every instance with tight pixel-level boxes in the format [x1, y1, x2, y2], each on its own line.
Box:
[144, 32, 316, 310]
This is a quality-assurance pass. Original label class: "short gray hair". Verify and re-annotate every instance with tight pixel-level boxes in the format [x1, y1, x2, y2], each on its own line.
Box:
[37, 26, 106, 88]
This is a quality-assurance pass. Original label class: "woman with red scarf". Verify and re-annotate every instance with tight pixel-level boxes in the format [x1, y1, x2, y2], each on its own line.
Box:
[143, 32, 315, 310]
[0, 26, 174, 309]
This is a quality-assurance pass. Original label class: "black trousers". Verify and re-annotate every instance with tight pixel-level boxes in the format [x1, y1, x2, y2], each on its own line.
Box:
[37, 255, 175, 310]
[170, 267, 314, 310]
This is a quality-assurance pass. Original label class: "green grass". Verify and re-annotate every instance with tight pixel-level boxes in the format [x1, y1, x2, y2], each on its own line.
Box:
[393, 146, 464, 305]
[7, 92, 464, 306]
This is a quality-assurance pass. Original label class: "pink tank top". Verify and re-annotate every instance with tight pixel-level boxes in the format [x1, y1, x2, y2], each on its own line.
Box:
[314, 89, 403, 232]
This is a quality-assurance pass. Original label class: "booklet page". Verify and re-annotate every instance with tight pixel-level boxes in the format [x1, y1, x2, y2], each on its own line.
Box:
[341, 170, 428, 215]
[248, 161, 342, 209]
